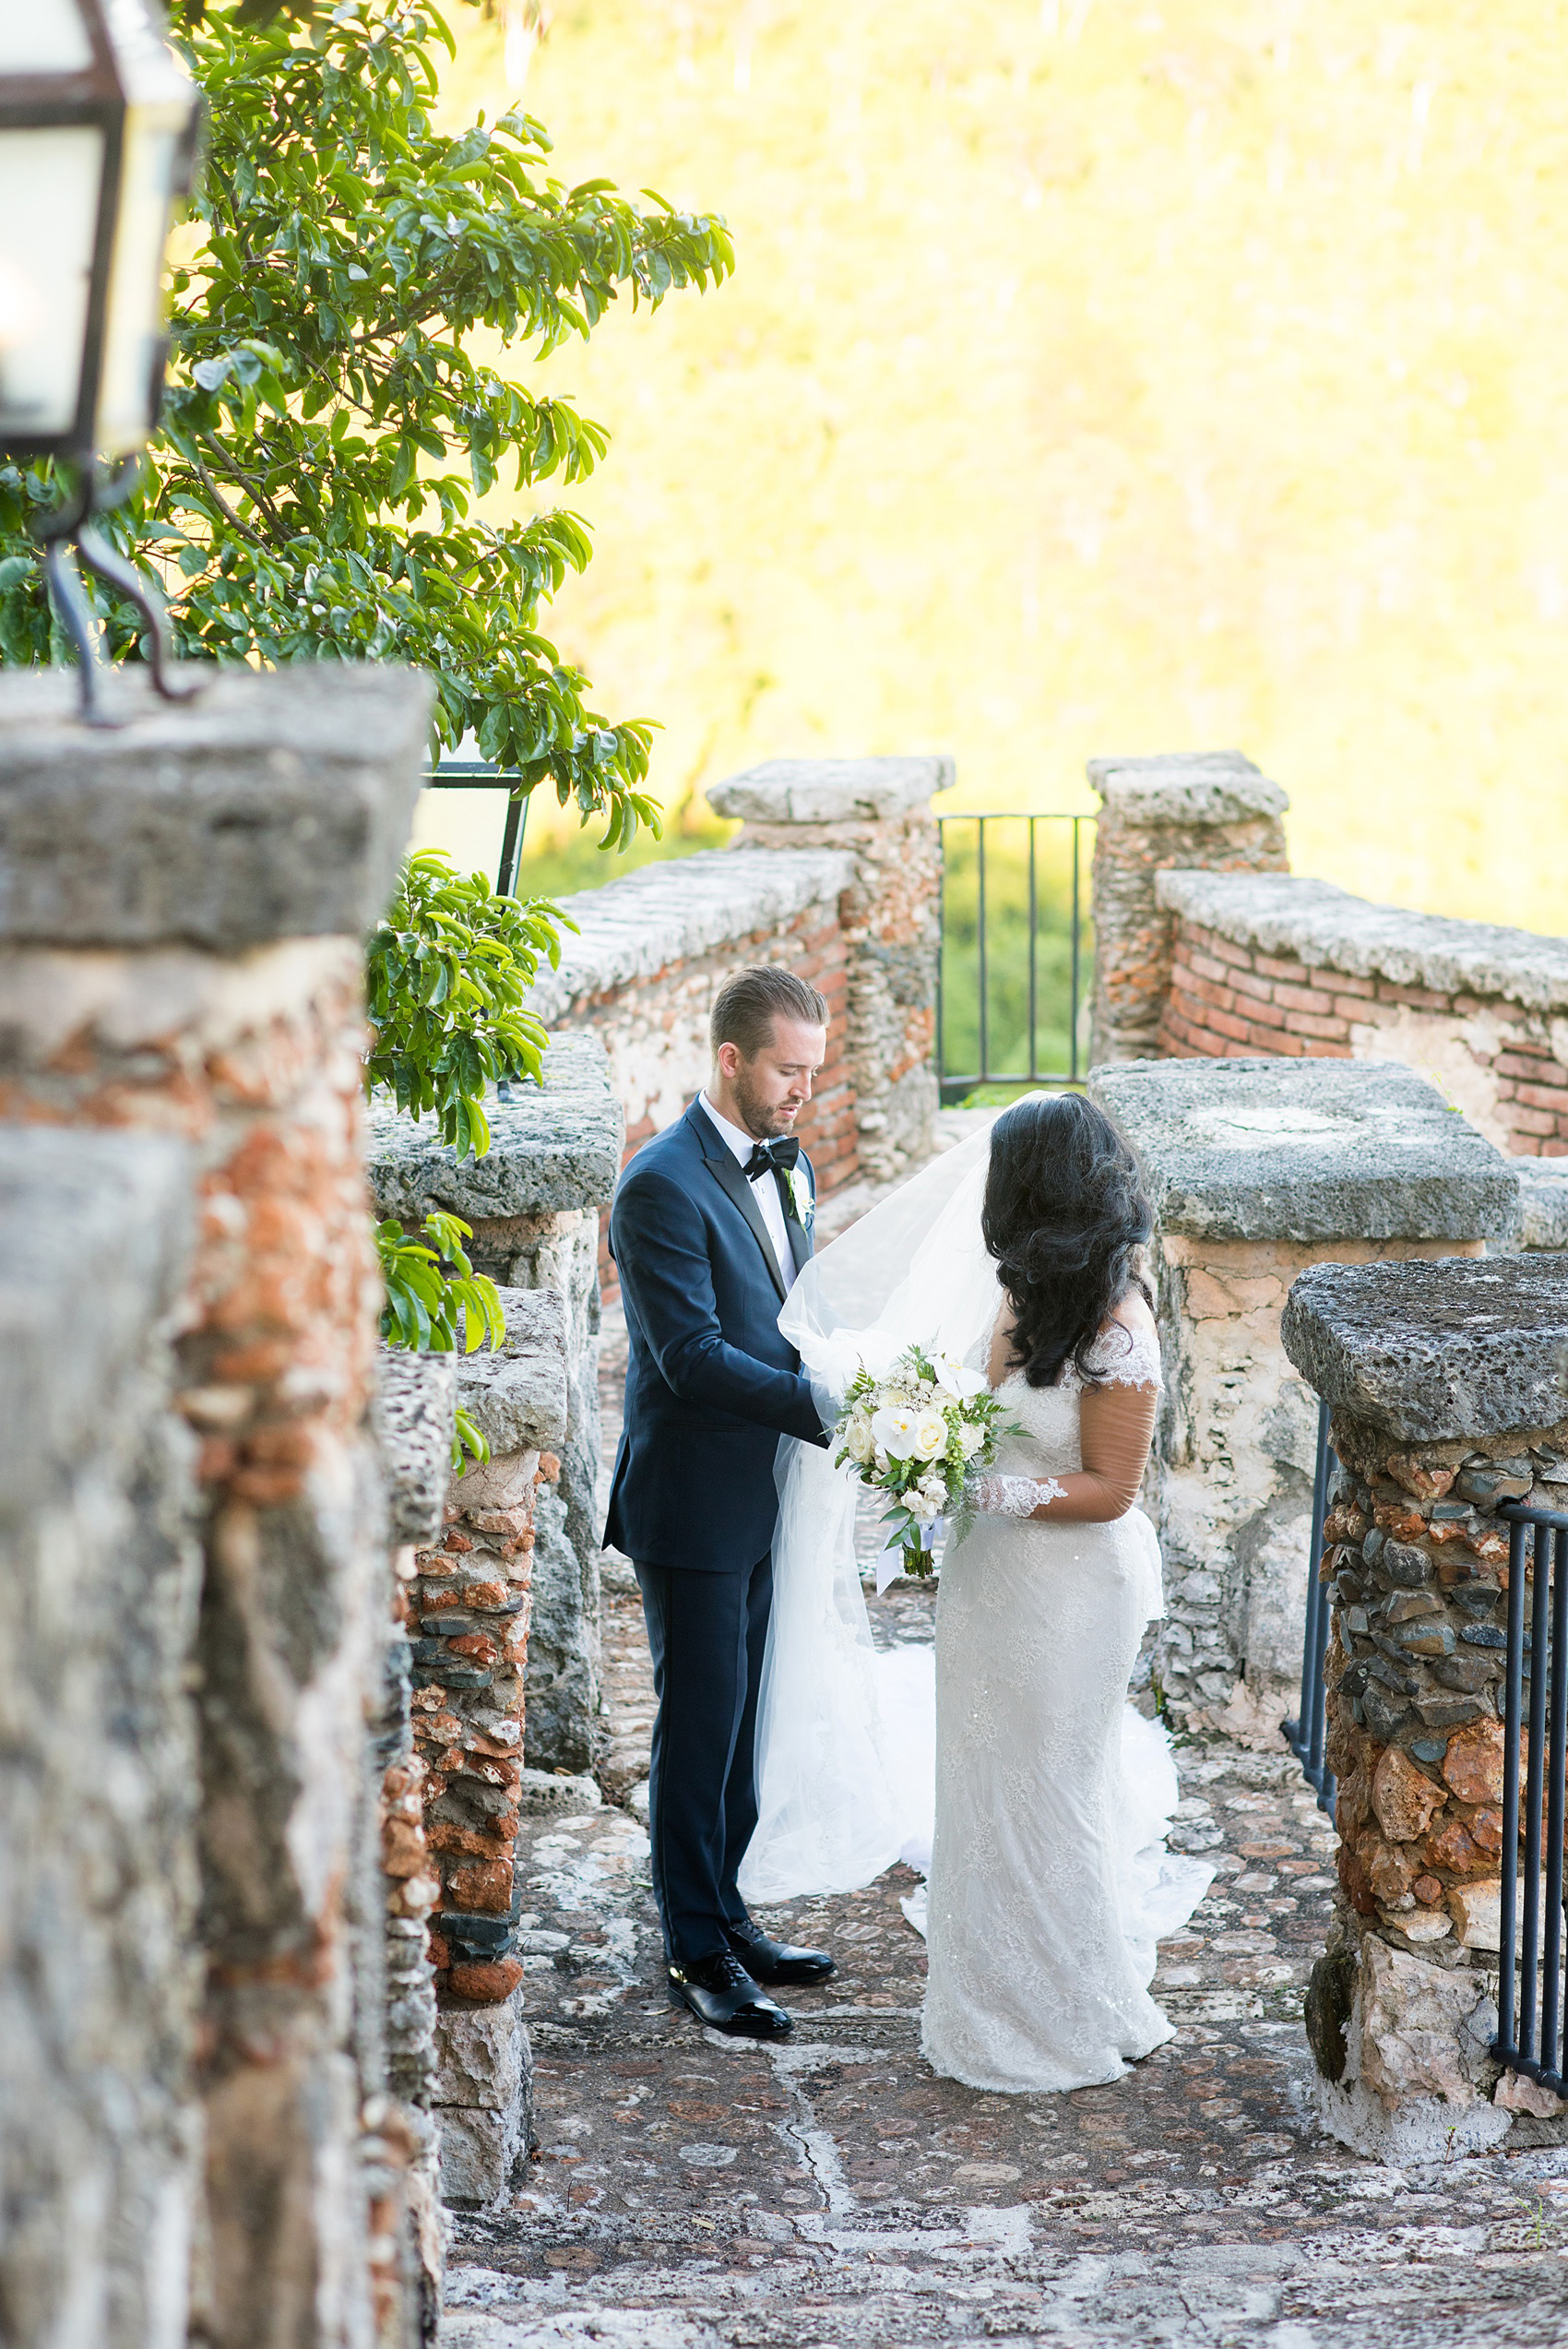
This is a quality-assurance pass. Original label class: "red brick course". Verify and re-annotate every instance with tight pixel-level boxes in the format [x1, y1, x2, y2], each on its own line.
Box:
[1159, 915, 1568, 1152]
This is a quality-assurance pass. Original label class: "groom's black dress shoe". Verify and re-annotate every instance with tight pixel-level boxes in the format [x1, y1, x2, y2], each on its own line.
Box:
[668, 1950, 792, 2039]
[724, 1917, 836, 1986]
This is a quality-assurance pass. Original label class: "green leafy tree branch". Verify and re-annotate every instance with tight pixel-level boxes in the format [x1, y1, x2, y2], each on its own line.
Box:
[0, 0, 733, 846]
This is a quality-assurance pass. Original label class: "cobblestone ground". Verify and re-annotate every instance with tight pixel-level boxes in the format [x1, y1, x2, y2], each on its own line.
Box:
[443, 1309, 1568, 2348]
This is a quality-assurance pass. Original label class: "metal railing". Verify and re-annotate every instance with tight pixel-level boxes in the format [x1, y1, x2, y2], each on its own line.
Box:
[935, 812, 1095, 1106]
[1282, 1395, 1339, 1818]
[1495, 1499, 1568, 2093]
[420, 760, 528, 895]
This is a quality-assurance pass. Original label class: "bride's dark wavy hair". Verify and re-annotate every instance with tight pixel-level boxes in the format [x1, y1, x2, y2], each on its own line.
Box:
[981, 1092, 1154, 1389]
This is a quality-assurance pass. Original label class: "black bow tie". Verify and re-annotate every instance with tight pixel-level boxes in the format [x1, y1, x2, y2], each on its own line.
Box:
[744, 1137, 801, 1183]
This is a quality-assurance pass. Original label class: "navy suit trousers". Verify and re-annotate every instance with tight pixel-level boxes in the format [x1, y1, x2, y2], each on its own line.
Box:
[635, 1554, 772, 1967]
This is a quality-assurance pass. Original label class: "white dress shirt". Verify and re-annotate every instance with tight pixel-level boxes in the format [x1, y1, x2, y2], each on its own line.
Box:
[698, 1091, 795, 1287]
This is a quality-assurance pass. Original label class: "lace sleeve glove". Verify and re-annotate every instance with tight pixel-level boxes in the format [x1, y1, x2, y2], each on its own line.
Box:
[968, 1473, 1068, 1518]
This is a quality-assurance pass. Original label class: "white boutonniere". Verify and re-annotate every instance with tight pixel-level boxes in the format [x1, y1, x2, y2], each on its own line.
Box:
[788, 1164, 814, 1232]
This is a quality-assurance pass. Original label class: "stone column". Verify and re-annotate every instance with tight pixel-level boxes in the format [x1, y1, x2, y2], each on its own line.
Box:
[0, 1126, 196, 2349]
[706, 755, 949, 1186]
[1087, 750, 1289, 1068]
[0, 665, 427, 2348]
[368, 1033, 624, 1777]
[369, 1346, 457, 2334]
[1089, 1055, 1519, 1736]
[1282, 1254, 1568, 2161]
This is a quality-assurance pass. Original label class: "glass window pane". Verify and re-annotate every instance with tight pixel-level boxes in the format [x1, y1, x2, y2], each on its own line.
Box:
[0, 125, 102, 441]
[97, 107, 181, 451]
[0, 0, 93, 72]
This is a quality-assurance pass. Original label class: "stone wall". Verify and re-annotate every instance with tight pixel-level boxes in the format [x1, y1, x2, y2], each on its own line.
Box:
[1282, 1254, 1568, 2163]
[368, 1037, 623, 1779]
[520, 757, 946, 1278]
[706, 757, 945, 1186]
[1155, 869, 1568, 1159]
[1087, 751, 1290, 1068]
[0, 1125, 197, 2349]
[0, 665, 426, 2348]
[1090, 1056, 1518, 1738]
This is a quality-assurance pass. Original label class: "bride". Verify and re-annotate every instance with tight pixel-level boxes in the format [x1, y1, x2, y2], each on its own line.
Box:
[738, 1090, 1212, 2094]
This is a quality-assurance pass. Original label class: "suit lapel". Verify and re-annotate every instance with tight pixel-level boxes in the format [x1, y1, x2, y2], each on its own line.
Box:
[687, 1102, 789, 1303]
[785, 1181, 813, 1282]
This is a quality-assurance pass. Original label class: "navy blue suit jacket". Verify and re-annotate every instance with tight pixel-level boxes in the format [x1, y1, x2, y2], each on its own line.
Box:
[605, 1098, 825, 1574]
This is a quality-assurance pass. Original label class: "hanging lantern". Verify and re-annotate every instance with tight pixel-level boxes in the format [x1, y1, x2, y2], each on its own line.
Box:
[0, 0, 202, 719]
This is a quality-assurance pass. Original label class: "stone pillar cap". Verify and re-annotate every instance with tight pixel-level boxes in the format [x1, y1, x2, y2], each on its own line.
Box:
[0, 663, 430, 949]
[706, 755, 955, 824]
[367, 1032, 625, 1222]
[1087, 749, 1288, 826]
[1281, 1254, 1568, 1441]
[1088, 1055, 1519, 1244]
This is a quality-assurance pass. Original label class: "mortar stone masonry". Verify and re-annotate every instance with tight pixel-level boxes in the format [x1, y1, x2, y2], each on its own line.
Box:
[0, 1126, 199, 2349]
[1087, 751, 1290, 1068]
[1280, 1252, 1568, 2163]
[1155, 869, 1568, 1158]
[1091, 1055, 1514, 1733]
[369, 1037, 623, 1779]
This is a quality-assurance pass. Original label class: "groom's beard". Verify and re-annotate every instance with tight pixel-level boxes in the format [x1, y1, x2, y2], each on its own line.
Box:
[731, 1064, 803, 1140]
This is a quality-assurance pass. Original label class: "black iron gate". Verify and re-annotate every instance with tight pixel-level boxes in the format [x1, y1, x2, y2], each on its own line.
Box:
[1494, 1499, 1568, 2094]
[1283, 1395, 1339, 1819]
[935, 812, 1096, 1104]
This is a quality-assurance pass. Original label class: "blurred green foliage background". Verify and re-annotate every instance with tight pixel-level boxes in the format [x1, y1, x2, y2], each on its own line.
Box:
[413, 1, 1568, 1079]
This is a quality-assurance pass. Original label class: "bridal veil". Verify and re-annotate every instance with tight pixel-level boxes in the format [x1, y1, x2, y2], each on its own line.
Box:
[737, 1122, 1004, 1904]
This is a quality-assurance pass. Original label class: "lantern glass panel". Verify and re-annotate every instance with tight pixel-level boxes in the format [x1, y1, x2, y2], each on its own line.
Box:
[97, 103, 184, 451]
[0, 125, 104, 442]
[0, 0, 94, 73]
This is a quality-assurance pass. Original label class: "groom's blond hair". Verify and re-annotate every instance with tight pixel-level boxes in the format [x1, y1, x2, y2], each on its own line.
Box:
[711, 965, 830, 1060]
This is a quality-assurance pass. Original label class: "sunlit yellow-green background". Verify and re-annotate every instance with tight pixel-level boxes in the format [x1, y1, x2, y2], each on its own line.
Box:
[420, 1, 1568, 929]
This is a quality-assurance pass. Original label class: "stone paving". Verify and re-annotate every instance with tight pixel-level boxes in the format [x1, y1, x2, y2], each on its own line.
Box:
[442, 1311, 1568, 2346]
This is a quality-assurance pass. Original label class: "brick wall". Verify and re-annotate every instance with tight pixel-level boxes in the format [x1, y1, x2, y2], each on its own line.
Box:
[1160, 913, 1568, 1156]
[1154, 870, 1568, 1161]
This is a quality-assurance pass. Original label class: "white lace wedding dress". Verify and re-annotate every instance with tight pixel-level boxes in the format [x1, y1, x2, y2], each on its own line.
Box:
[921, 1322, 1212, 2093]
[736, 1114, 1212, 2094]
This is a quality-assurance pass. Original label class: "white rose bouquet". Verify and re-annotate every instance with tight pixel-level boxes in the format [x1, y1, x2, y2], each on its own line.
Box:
[833, 1342, 1016, 1580]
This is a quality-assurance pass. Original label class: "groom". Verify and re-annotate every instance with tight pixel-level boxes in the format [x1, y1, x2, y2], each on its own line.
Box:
[606, 965, 837, 2038]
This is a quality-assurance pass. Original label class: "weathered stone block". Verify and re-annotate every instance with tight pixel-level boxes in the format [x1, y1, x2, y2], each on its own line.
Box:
[367, 1033, 625, 1220]
[374, 1347, 457, 1546]
[434, 2102, 526, 2211]
[455, 1288, 569, 1457]
[1282, 1253, 1568, 1441]
[1094, 1055, 1518, 1246]
[707, 753, 953, 826]
[434, 1988, 529, 2111]
[0, 663, 427, 949]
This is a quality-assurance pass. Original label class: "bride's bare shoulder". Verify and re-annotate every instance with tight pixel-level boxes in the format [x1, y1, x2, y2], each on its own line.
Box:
[1108, 1287, 1157, 1341]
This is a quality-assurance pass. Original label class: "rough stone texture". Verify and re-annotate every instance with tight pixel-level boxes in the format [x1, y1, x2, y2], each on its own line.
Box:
[0, 667, 430, 2349]
[1087, 751, 1290, 1068]
[368, 1034, 624, 1221]
[0, 663, 427, 950]
[1517, 1158, 1568, 1249]
[371, 1042, 620, 1778]
[1094, 1054, 1520, 1245]
[1156, 869, 1568, 1159]
[709, 758, 943, 1186]
[434, 1381, 1568, 2346]
[1090, 1057, 1509, 1726]
[1281, 1254, 1568, 1441]
[706, 752, 954, 825]
[434, 1992, 533, 2212]
[1277, 1353, 1568, 2152]
[374, 1346, 458, 1546]
[0, 1126, 199, 2349]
